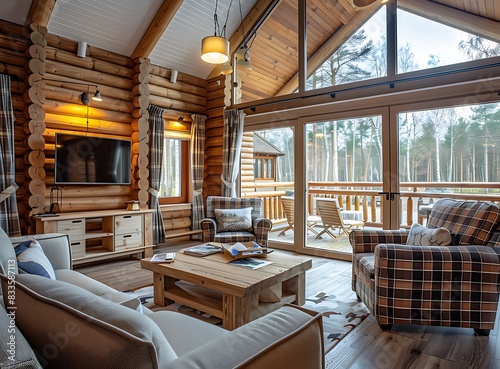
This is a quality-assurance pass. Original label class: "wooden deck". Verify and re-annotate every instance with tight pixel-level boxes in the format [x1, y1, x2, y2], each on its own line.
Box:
[269, 224, 353, 253]
[77, 245, 500, 369]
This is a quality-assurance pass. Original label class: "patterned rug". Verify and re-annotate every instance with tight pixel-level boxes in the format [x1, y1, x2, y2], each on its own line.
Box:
[129, 286, 370, 355]
[303, 291, 370, 354]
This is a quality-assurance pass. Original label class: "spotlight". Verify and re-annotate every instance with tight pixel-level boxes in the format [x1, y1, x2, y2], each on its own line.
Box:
[92, 90, 102, 101]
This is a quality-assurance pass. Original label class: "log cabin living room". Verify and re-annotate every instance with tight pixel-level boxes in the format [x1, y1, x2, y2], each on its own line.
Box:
[1, 0, 500, 368]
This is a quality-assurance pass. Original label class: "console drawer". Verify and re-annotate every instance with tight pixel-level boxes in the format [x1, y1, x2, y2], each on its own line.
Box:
[114, 232, 142, 250]
[114, 215, 141, 235]
[69, 240, 85, 259]
[57, 219, 85, 241]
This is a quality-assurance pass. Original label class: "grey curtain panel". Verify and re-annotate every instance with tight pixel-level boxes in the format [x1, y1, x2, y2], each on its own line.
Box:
[190, 113, 206, 239]
[221, 109, 245, 197]
[147, 105, 166, 245]
[0, 74, 21, 236]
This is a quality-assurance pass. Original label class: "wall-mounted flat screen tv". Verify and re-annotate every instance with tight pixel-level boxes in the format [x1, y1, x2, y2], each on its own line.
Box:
[55, 133, 132, 185]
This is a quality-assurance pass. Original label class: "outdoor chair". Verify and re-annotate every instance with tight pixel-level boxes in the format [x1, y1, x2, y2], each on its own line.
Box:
[278, 196, 321, 236]
[201, 196, 272, 247]
[350, 198, 500, 336]
[315, 198, 364, 239]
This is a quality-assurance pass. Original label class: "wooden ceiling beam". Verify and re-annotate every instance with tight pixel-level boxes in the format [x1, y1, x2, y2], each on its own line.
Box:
[207, 0, 283, 79]
[398, 0, 500, 43]
[25, 0, 56, 27]
[277, 4, 381, 96]
[132, 0, 184, 59]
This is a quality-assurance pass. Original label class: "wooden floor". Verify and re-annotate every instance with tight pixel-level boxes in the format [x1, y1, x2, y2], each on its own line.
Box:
[76, 244, 500, 369]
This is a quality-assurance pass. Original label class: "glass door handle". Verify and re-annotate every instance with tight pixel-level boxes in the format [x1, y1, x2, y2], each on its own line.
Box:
[378, 192, 400, 201]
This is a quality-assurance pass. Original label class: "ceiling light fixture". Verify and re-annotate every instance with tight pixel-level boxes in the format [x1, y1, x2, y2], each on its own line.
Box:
[220, 62, 233, 75]
[352, 0, 377, 7]
[201, 0, 232, 64]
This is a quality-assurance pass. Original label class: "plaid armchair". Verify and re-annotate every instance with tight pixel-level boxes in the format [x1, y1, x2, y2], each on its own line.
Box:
[350, 198, 500, 336]
[201, 196, 273, 247]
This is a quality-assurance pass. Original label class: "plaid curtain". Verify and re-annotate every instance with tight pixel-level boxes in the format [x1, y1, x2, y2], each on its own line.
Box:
[147, 105, 165, 245]
[0, 74, 21, 236]
[221, 109, 245, 197]
[190, 113, 206, 239]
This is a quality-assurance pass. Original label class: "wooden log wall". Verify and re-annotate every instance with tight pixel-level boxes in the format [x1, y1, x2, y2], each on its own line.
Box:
[1, 20, 30, 231]
[148, 64, 207, 124]
[40, 33, 136, 218]
[204, 75, 226, 199]
[147, 65, 207, 232]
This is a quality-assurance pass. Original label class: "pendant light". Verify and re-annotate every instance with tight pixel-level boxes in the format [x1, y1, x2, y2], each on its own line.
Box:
[201, 0, 231, 64]
[352, 0, 377, 7]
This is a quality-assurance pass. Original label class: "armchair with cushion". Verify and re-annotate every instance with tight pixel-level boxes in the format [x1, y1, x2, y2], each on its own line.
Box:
[350, 198, 500, 336]
[201, 196, 273, 247]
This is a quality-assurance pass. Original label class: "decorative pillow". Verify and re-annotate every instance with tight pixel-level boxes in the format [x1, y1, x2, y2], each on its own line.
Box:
[15, 240, 56, 280]
[214, 207, 253, 232]
[0, 274, 177, 368]
[406, 223, 452, 246]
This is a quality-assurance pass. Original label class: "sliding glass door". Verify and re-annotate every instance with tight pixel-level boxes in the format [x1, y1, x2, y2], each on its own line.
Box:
[297, 108, 394, 259]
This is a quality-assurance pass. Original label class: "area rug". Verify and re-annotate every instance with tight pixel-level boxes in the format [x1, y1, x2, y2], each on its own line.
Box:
[129, 285, 370, 356]
[303, 291, 370, 354]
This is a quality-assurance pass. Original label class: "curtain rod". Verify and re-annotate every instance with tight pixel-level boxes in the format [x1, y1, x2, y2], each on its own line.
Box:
[243, 60, 500, 113]
[162, 106, 209, 117]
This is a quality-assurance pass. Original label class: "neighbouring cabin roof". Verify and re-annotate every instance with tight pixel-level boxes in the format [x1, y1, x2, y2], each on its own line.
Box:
[253, 133, 284, 157]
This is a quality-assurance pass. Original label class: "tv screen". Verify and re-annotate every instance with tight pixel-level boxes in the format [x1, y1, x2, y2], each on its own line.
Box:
[55, 133, 132, 185]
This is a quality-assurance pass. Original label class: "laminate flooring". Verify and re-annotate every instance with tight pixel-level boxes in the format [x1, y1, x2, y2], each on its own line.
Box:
[76, 244, 500, 369]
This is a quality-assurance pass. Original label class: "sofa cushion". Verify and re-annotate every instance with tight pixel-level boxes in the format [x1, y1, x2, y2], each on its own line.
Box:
[0, 304, 41, 369]
[15, 240, 56, 279]
[214, 207, 253, 232]
[148, 310, 227, 356]
[55, 269, 142, 311]
[0, 274, 177, 369]
[0, 226, 17, 275]
[427, 199, 500, 245]
[406, 223, 452, 246]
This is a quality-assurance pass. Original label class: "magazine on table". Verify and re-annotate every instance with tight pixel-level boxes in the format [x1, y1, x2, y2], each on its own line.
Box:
[228, 257, 273, 270]
[149, 252, 175, 263]
[183, 243, 224, 257]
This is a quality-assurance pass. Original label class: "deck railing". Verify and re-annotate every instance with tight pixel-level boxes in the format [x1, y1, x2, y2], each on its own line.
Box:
[241, 181, 500, 229]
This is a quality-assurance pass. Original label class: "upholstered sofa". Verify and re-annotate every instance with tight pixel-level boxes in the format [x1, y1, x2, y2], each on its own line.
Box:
[0, 227, 324, 369]
[350, 198, 500, 336]
[201, 196, 273, 247]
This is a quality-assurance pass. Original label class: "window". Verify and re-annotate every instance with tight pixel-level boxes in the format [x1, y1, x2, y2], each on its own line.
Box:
[159, 138, 189, 203]
[254, 156, 276, 180]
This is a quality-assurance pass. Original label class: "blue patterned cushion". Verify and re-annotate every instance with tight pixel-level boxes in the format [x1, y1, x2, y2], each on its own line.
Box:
[15, 240, 56, 279]
[406, 223, 451, 246]
[214, 207, 253, 232]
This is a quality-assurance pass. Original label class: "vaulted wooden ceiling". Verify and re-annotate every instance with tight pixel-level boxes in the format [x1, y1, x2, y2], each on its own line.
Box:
[1, 0, 499, 103]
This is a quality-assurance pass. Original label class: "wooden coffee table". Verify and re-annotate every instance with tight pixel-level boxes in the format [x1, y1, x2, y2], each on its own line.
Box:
[140, 249, 312, 330]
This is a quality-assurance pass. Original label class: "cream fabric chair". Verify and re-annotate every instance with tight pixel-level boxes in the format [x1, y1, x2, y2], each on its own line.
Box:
[315, 198, 364, 239]
[279, 196, 321, 236]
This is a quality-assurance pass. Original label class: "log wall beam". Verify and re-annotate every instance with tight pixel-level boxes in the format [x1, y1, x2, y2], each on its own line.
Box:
[132, 0, 184, 59]
[25, 23, 48, 216]
[25, 0, 57, 27]
[132, 58, 151, 207]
